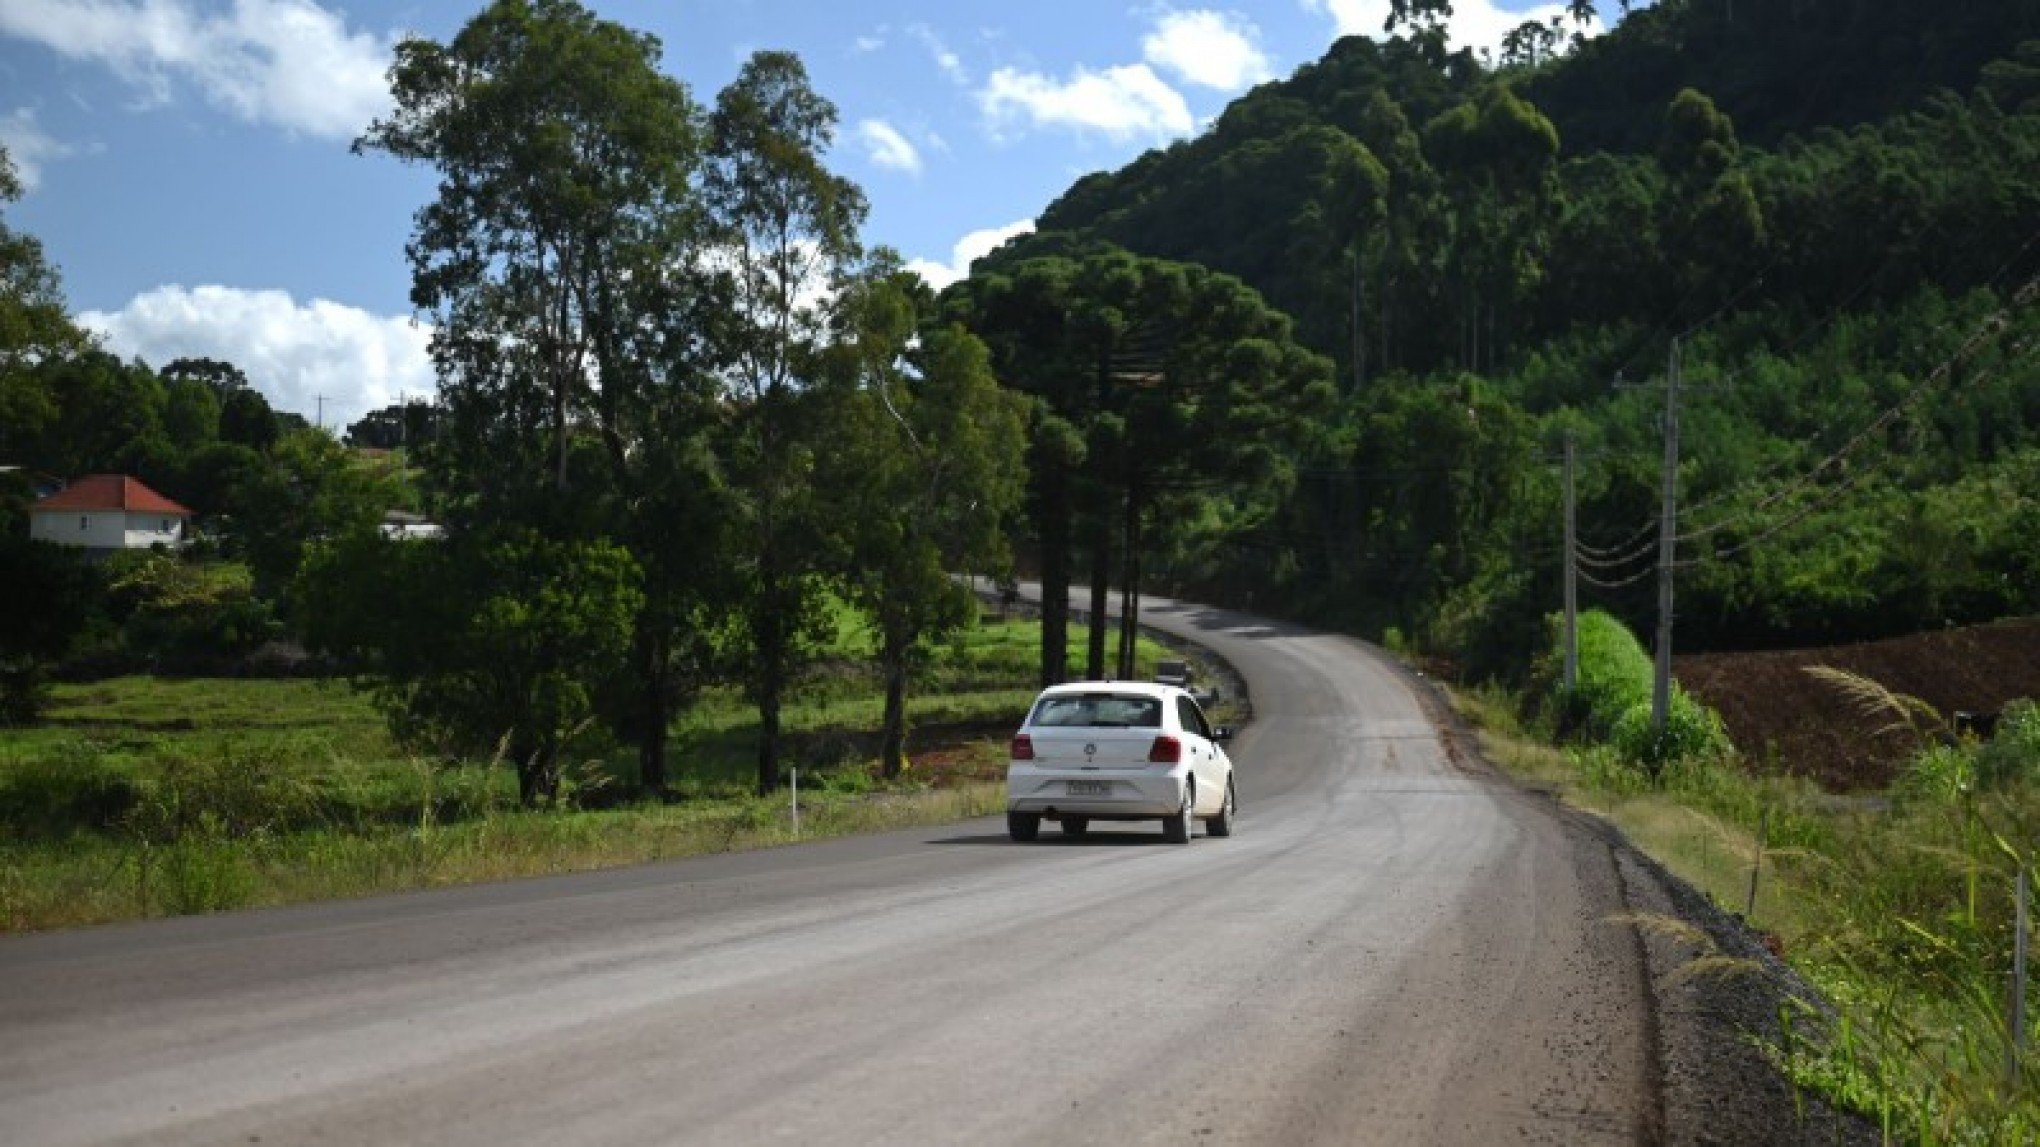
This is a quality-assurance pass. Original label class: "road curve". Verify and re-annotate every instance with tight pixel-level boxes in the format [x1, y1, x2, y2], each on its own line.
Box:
[0, 593, 1657, 1145]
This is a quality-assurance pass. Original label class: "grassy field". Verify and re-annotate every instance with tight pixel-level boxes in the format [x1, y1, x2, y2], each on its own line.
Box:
[0, 615, 1183, 932]
[1454, 683, 2039, 1144]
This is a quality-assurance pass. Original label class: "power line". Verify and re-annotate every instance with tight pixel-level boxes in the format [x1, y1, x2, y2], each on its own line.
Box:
[1672, 340, 2031, 569]
[1672, 277, 2037, 546]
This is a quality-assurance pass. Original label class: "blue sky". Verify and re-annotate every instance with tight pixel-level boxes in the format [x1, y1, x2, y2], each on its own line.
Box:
[0, 0, 1623, 425]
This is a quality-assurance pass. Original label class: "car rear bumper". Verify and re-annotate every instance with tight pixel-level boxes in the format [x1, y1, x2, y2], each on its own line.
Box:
[1006, 765, 1188, 819]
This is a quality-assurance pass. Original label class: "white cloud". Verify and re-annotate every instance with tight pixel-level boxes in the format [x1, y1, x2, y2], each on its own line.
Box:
[0, 0, 394, 140]
[1142, 10, 1273, 92]
[1306, 0, 1593, 59]
[80, 285, 434, 424]
[0, 108, 79, 190]
[909, 23, 967, 84]
[980, 63, 1194, 144]
[907, 218, 1036, 290]
[856, 118, 923, 175]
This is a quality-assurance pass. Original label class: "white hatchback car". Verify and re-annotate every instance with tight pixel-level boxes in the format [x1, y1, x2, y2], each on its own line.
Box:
[1006, 681, 1236, 843]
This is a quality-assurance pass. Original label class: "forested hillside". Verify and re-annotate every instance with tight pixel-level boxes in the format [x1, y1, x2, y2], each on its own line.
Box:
[961, 0, 2040, 678]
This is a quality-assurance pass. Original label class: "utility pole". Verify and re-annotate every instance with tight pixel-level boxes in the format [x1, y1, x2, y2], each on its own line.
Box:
[1563, 431, 1579, 692]
[1651, 339, 1683, 744]
[316, 394, 327, 433]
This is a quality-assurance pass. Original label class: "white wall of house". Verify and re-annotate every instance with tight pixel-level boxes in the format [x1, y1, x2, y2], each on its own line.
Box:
[29, 510, 183, 549]
[122, 511, 185, 548]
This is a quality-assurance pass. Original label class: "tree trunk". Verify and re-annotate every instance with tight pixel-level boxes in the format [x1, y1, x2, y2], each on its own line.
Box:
[757, 669, 783, 796]
[1352, 243, 1367, 392]
[1117, 486, 1141, 680]
[879, 632, 909, 780]
[635, 619, 670, 796]
[1380, 273, 1393, 374]
[1087, 511, 1111, 679]
[552, 372, 570, 491]
[514, 736, 559, 808]
[1038, 466, 1070, 689]
[754, 565, 788, 796]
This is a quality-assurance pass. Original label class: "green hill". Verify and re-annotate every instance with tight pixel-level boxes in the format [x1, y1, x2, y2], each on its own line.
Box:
[958, 0, 2040, 677]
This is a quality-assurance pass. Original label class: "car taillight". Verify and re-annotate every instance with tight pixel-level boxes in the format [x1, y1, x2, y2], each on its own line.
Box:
[1148, 735, 1182, 764]
[1011, 733, 1034, 761]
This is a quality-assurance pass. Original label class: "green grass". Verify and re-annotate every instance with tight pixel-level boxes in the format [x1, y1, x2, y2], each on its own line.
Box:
[0, 613, 1180, 932]
[1453, 681, 2040, 1144]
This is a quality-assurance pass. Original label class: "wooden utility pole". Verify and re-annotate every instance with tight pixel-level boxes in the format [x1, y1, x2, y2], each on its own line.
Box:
[1651, 339, 1683, 743]
[1562, 431, 1579, 692]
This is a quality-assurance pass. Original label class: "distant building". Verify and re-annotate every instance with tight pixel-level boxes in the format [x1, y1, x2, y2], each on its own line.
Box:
[29, 475, 193, 552]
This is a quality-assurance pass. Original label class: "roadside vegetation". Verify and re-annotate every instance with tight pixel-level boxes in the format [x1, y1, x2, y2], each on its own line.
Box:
[1458, 610, 2039, 1143]
[0, 615, 1181, 932]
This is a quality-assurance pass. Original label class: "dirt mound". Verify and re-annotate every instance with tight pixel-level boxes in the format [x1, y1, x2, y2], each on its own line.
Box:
[1675, 618, 2040, 791]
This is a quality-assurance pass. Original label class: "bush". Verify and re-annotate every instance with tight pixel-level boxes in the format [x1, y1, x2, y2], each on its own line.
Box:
[105, 554, 280, 662]
[1976, 698, 2040, 788]
[122, 747, 313, 843]
[1609, 689, 1730, 766]
[1556, 608, 1728, 768]
[0, 743, 142, 839]
[1895, 742, 1977, 804]
[1556, 609, 1654, 734]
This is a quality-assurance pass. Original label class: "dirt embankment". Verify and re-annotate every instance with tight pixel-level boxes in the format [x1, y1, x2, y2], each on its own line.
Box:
[1675, 618, 2040, 790]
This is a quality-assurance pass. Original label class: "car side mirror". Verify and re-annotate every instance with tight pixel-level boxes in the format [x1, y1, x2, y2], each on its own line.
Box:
[1213, 726, 1234, 743]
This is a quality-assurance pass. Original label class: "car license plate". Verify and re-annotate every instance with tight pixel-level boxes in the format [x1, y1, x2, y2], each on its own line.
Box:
[1067, 780, 1111, 797]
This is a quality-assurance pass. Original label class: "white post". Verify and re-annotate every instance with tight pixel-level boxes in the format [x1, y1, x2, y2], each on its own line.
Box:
[790, 767, 800, 838]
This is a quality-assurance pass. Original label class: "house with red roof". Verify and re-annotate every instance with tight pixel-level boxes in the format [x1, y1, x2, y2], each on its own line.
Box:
[29, 475, 193, 552]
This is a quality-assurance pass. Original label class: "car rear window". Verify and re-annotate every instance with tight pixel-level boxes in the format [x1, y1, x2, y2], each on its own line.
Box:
[1029, 693, 1163, 729]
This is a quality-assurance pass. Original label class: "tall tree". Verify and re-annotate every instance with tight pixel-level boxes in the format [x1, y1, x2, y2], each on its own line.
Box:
[950, 249, 1337, 680]
[357, 0, 706, 506]
[707, 50, 868, 794]
[941, 255, 1093, 688]
[821, 265, 1027, 776]
[159, 357, 250, 401]
[357, 0, 726, 794]
[0, 146, 89, 465]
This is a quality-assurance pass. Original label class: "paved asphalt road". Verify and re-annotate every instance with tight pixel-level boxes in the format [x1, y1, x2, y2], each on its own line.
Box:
[0, 593, 1658, 1145]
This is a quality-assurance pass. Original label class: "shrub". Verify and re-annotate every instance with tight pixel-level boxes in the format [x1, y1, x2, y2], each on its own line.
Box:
[1610, 689, 1730, 766]
[1976, 698, 2040, 788]
[122, 746, 313, 844]
[1895, 742, 1977, 804]
[0, 743, 141, 839]
[1555, 609, 1728, 768]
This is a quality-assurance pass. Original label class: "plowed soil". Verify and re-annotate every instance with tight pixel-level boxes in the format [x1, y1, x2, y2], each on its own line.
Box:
[1675, 618, 2040, 790]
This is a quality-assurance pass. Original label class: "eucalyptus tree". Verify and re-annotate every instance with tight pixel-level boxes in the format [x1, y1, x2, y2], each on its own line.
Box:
[0, 145, 89, 464]
[1421, 84, 1561, 371]
[355, 0, 726, 794]
[821, 264, 1028, 776]
[357, 0, 709, 511]
[706, 50, 869, 794]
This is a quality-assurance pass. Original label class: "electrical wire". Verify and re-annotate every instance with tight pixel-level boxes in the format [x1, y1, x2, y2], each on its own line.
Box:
[1576, 563, 1657, 591]
[1573, 539, 1659, 571]
[1671, 277, 2036, 546]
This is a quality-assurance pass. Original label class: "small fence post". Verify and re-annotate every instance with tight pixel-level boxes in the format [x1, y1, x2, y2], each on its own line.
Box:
[791, 767, 800, 839]
[1745, 806, 1770, 921]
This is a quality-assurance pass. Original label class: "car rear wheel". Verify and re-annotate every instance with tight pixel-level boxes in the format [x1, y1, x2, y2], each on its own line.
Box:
[1060, 816, 1090, 838]
[1008, 812, 1041, 842]
[1206, 778, 1236, 838]
[1161, 784, 1194, 844]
